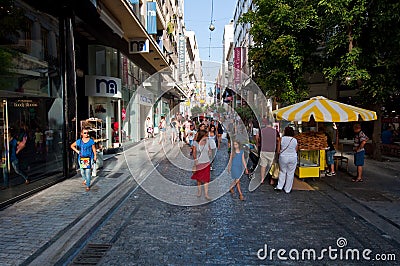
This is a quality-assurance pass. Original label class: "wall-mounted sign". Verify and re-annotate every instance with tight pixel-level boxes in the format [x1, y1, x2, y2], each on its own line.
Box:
[147, 2, 157, 34]
[138, 94, 154, 106]
[178, 34, 185, 77]
[129, 38, 149, 53]
[234, 47, 242, 85]
[85, 75, 122, 98]
[11, 99, 39, 108]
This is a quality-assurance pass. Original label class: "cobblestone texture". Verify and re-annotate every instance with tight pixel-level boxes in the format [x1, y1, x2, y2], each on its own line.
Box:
[0, 139, 398, 266]
[84, 142, 399, 265]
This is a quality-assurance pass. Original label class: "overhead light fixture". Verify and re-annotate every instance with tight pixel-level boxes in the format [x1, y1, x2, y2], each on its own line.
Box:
[209, 23, 215, 31]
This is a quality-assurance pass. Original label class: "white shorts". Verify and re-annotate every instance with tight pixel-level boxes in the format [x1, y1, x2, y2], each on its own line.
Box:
[259, 151, 275, 167]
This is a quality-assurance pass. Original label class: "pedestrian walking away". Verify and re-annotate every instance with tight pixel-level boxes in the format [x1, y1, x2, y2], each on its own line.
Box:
[187, 124, 197, 155]
[158, 116, 167, 144]
[352, 123, 368, 183]
[145, 117, 154, 139]
[228, 140, 248, 201]
[260, 124, 280, 185]
[191, 130, 212, 200]
[275, 127, 298, 193]
[217, 120, 224, 149]
[71, 128, 97, 191]
[170, 117, 178, 144]
[208, 126, 218, 170]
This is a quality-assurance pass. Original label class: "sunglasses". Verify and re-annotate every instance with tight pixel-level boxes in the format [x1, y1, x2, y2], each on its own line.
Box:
[82, 132, 89, 135]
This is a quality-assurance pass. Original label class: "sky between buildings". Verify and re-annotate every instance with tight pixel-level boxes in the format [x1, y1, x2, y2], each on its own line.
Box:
[184, 0, 238, 88]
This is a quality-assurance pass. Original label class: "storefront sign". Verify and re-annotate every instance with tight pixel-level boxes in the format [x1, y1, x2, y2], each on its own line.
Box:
[129, 38, 149, 53]
[85, 75, 122, 98]
[234, 47, 242, 85]
[11, 99, 39, 108]
[139, 94, 154, 106]
[146, 2, 157, 34]
[178, 34, 186, 76]
[130, 0, 139, 4]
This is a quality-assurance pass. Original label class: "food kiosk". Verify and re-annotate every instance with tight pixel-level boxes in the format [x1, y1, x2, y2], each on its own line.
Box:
[294, 132, 327, 179]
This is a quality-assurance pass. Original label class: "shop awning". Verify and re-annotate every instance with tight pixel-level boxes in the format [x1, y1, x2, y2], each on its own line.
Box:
[100, 0, 169, 72]
[273, 96, 377, 122]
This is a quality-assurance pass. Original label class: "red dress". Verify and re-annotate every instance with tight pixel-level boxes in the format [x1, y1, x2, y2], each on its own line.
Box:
[191, 163, 211, 183]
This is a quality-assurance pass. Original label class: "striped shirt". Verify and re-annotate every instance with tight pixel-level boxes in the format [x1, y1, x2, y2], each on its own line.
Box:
[354, 131, 368, 152]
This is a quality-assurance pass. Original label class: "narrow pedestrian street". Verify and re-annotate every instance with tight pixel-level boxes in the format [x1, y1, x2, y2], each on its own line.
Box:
[1, 139, 398, 265]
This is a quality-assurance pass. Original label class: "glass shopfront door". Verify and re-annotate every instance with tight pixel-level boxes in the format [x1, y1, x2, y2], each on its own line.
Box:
[1, 97, 64, 189]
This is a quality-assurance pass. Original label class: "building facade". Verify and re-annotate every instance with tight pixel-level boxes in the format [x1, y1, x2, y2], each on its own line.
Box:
[0, 0, 189, 206]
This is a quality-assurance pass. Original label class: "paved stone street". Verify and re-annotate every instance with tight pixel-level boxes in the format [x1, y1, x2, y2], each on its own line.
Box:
[70, 141, 399, 265]
[0, 138, 399, 265]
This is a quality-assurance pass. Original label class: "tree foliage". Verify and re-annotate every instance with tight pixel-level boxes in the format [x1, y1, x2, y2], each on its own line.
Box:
[241, 0, 322, 104]
[241, 0, 400, 104]
[242, 0, 400, 159]
[190, 106, 204, 117]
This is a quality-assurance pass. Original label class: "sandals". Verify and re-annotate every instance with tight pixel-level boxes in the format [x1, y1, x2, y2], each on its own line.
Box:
[239, 194, 245, 201]
[352, 178, 364, 182]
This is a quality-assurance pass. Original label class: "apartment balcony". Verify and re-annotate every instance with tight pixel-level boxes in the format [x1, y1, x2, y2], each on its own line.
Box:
[100, 0, 169, 71]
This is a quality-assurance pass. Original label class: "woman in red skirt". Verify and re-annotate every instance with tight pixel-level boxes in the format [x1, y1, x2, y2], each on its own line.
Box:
[191, 130, 212, 200]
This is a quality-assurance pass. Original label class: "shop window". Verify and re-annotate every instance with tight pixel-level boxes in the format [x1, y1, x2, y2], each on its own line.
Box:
[88, 45, 119, 77]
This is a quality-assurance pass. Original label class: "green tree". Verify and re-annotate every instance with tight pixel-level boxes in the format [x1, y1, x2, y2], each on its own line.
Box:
[243, 0, 400, 160]
[235, 105, 255, 125]
[241, 0, 322, 104]
[321, 0, 400, 160]
[190, 106, 203, 117]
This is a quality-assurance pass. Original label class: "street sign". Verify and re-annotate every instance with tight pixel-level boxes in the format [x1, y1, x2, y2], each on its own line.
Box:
[129, 38, 149, 53]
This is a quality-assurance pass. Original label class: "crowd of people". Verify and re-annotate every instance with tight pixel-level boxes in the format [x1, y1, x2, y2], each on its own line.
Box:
[67, 111, 374, 196]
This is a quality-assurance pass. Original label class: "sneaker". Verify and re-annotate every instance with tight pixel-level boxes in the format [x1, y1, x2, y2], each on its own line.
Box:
[210, 166, 213, 171]
[326, 172, 333, 176]
[331, 172, 336, 176]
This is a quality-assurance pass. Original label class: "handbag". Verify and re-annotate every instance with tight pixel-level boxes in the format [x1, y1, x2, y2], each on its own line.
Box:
[269, 161, 280, 179]
[79, 157, 91, 169]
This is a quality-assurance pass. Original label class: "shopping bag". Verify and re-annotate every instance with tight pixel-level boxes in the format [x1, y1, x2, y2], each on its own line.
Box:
[269, 162, 280, 179]
[91, 161, 97, 177]
[79, 157, 91, 169]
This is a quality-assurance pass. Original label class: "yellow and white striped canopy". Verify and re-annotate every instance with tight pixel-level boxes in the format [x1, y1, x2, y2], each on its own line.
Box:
[273, 96, 377, 122]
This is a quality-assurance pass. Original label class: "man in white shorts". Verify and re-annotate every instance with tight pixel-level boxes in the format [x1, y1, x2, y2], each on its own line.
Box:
[260, 124, 280, 184]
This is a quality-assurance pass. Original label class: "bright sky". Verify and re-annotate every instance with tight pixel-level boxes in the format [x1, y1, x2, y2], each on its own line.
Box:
[184, 0, 237, 86]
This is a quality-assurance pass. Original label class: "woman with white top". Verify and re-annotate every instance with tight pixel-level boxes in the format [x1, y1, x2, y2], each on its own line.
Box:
[275, 127, 298, 193]
[191, 130, 212, 200]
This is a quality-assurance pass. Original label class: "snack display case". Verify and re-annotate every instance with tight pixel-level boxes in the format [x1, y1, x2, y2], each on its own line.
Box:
[295, 132, 328, 179]
[295, 149, 326, 178]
